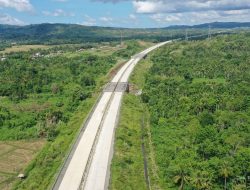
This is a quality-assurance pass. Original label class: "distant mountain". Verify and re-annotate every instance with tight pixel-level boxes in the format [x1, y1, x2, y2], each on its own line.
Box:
[0, 23, 121, 44]
[0, 22, 249, 44]
[165, 22, 250, 29]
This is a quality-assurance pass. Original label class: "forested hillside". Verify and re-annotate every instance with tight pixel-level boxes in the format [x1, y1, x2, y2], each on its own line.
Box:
[0, 40, 146, 141]
[1, 22, 248, 50]
[0, 23, 167, 46]
[0, 40, 147, 190]
[0, 48, 116, 140]
[141, 33, 250, 189]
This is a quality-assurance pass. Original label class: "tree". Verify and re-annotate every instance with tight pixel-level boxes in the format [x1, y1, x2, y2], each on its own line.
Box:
[80, 74, 95, 86]
[173, 167, 190, 190]
[225, 134, 243, 156]
[219, 161, 233, 190]
[184, 72, 193, 83]
[190, 170, 213, 190]
[199, 111, 215, 127]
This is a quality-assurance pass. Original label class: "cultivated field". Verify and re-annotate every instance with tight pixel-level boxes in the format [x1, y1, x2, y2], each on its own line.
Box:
[0, 140, 45, 190]
[0, 45, 51, 53]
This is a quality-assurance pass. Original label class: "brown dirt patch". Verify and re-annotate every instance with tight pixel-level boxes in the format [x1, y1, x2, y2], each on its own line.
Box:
[0, 139, 46, 190]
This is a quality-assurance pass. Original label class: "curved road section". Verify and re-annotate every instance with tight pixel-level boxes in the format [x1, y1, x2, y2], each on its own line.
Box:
[52, 41, 171, 190]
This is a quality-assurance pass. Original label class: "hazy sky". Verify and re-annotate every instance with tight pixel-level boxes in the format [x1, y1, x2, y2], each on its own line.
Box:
[0, 0, 250, 27]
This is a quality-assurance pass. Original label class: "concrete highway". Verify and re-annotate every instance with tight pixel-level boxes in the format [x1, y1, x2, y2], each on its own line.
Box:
[52, 41, 171, 190]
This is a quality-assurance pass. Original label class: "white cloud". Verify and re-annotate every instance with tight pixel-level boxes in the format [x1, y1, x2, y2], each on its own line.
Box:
[132, 0, 250, 14]
[99, 16, 113, 22]
[150, 13, 181, 24]
[129, 14, 137, 20]
[165, 15, 180, 22]
[81, 15, 96, 26]
[150, 9, 250, 26]
[53, 0, 68, 2]
[42, 9, 75, 17]
[222, 9, 250, 15]
[93, 0, 250, 25]
[0, 13, 25, 25]
[133, 1, 171, 14]
[99, 16, 115, 26]
[0, 0, 33, 12]
[191, 11, 220, 20]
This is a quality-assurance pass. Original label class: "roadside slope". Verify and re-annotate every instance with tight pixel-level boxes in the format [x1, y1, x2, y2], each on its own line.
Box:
[110, 58, 162, 190]
[111, 33, 250, 190]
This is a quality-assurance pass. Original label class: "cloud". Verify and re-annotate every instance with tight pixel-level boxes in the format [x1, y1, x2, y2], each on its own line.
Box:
[42, 9, 75, 17]
[93, 0, 250, 14]
[99, 16, 115, 26]
[221, 9, 250, 16]
[129, 14, 137, 20]
[0, 13, 25, 25]
[92, 0, 127, 3]
[81, 15, 97, 26]
[133, 1, 173, 14]
[99, 16, 113, 22]
[132, 0, 250, 14]
[149, 9, 250, 26]
[150, 13, 181, 24]
[0, 0, 33, 12]
[53, 0, 68, 2]
[93, 0, 250, 25]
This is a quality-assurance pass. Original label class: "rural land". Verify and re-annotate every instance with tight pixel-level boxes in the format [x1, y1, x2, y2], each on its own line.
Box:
[0, 2, 250, 190]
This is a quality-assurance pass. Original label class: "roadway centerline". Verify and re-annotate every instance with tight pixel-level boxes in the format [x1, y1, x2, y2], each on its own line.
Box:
[83, 92, 123, 190]
[52, 41, 172, 190]
[56, 92, 112, 190]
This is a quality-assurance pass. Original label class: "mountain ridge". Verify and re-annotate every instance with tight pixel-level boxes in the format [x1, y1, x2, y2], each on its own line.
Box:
[0, 22, 249, 44]
[1, 21, 250, 30]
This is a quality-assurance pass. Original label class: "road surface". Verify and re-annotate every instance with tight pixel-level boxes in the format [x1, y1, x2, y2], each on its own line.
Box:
[52, 41, 171, 190]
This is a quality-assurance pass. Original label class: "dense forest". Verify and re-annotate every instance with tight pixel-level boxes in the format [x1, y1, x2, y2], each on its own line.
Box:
[0, 40, 149, 190]
[0, 54, 113, 140]
[141, 33, 250, 189]
[0, 40, 144, 141]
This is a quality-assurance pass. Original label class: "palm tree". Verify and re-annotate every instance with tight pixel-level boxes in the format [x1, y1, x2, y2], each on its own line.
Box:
[190, 170, 213, 190]
[191, 171, 203, 189]
[219, 161, 232, 190]
[173, 167, 190, 190]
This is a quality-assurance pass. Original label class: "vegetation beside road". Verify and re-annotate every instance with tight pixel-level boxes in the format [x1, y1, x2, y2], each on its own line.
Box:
[110, 58, 158, 190]
[0, 40, 148, 190]
[142, 33, 250, 189]
[111, 33, 250, 190]
[0, 41, 146, 141]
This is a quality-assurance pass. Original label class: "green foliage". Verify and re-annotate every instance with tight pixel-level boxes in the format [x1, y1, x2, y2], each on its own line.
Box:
[142, 33, 250, 189]
[0, 46, 117, 140]
[0, 23, 197, 46]
[12, 98, 96, 190]
[1, 40, 147, 190]
[110, 95, 148, 190]
[110, 59, 153, 190]
[114, 41, 143, 58]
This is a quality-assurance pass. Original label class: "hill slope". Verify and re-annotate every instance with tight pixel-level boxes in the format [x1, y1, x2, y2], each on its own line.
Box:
[143, 33, 250, 189]
[111, 32, 250, 190]
[0, 22, 249, 44]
